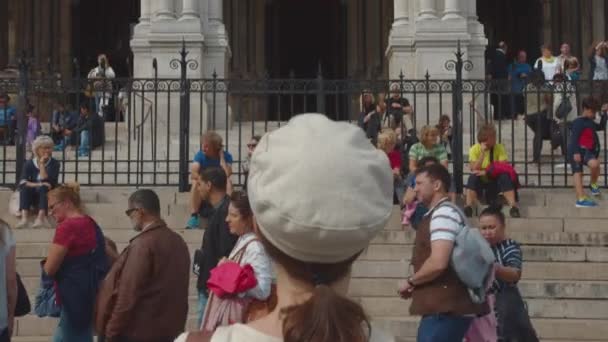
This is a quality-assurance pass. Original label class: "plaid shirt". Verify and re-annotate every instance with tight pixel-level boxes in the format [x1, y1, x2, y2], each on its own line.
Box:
[409, 142, 448, 162]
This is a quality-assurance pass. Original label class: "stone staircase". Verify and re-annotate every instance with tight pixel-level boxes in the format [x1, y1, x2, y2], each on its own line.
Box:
[0, 187, 607, 341]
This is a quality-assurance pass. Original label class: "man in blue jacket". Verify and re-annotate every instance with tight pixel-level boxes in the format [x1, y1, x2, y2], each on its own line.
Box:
[568, 96, 607, 207]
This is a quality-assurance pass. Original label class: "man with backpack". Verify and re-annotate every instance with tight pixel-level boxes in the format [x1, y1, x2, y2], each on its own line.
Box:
[398, 164, 491, 341]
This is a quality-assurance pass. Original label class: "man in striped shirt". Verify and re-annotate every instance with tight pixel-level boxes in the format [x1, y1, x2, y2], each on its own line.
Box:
[399, 164, 487, 341]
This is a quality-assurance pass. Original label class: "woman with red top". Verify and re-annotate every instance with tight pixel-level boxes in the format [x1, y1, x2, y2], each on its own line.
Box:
[378, 129, 403, 204]
[43, 185, 109, 342]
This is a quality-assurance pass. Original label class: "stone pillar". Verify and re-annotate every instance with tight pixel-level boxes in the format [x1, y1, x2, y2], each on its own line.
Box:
[387, 0, 415, 78]
[180, 0, 199, 20]
[443, 0, 463, 20]
[155, 0, 176, 20]
[393, 0, 409, 26]
[418, 0, 437, 20]
[209, 0, 223, 28]
[134, 0, 152, 35]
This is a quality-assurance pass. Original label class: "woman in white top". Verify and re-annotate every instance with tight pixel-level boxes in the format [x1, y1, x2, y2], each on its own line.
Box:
[198, 191, 273, 332]
[534, 45, 560, 82]
[176, 114, 395, 342]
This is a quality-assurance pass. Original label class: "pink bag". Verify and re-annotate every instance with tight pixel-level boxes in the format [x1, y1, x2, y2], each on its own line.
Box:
[464, 265, 498, 342]
[402, 201, 417, 226]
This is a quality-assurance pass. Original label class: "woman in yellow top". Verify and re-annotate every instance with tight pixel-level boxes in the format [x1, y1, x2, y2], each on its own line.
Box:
[464, 124, 520, 218]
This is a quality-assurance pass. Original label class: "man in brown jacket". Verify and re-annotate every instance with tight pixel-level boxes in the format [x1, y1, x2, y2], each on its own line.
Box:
[96, 189, 191, 342]
[398, 164, 488, 341]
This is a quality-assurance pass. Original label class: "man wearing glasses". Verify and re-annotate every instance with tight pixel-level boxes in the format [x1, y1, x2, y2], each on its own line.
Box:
[241, 135, 261, 190]
[96, 189, 190, 342]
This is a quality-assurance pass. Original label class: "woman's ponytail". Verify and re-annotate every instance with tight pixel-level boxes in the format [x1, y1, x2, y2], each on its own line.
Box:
[281, 284, 370, 342]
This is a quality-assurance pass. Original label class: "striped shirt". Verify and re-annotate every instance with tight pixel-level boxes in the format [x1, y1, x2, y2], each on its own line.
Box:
[491, 239, 523, 292]
[427, 199, 463, 242]
[409, 142, 449, 163]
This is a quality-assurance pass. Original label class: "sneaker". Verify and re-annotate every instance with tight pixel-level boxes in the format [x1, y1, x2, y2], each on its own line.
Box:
[186, 215, 200, 229]
[15, 220, 29, 229]
[590, 184, 601, 196]
[575, 197, 598, 208]
[78, 151, 89, 158]
[509, 206, 521, 218]
[463, 206, 473, 218]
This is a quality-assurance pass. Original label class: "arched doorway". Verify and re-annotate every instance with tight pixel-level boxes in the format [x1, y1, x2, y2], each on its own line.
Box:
[71, 0, 140, 77]
[478, 0, 544, 63]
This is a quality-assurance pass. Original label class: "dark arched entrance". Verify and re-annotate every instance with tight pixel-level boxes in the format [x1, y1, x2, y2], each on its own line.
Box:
[478, 0, 544, 62]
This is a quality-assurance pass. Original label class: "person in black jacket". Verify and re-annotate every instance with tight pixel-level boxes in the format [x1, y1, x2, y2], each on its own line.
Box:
[17, 135, 60, 229]
[488, 42, 512, 120]
[568, 96, 607, 208]
[72, 103, 105, 157]
[193, 167, 238, 327]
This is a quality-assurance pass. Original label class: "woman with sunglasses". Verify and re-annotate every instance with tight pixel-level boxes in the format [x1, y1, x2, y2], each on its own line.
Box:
[242, 135, 261, 190]
[43, 185, 109, 342]
[479, 206, 538, 342]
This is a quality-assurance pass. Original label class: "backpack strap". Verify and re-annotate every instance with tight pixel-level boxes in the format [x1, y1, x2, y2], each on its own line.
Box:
[489, 146, 494, 163]
[431, 200, 468, 230]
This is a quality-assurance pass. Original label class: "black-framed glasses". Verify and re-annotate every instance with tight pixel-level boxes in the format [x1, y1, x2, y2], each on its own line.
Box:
[247, 143, 257, 149]
[125, 208, 140, 216]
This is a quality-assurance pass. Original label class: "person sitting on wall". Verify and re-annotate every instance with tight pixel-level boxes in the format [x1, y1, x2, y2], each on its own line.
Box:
[17, 135, 60, 229]
[51, 102, 78, 150]
[71, 103, 104, 157]
[464, 124, 520, 218]
[186, 131, 233, 230]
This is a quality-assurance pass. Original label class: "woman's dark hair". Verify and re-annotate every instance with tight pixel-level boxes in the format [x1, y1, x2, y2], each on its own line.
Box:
[229, 191, 252, 218]
[479, 205, 506, 226]
[258, 232, 370, 342]
[252, 135, 262, 142]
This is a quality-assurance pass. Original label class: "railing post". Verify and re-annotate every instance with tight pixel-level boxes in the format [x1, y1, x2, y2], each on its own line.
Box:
[15, 51, 30, 185]
[445, 40, 472, 195]
[316, 62, 325, 114]
[171, 38, 199, 192]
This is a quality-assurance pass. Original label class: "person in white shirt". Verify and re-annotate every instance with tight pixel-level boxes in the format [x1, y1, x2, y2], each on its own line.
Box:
[199, 190, 273, 332]
[87, 54, 116, 116]
[534, 45, 560, 82]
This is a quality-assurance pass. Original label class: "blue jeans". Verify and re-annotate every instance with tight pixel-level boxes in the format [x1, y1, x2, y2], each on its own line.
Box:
[197, 290, 209, 328]
[79, 130, 90, 155]
[52, 309, 93, 342]
[417, 314, 473, 342]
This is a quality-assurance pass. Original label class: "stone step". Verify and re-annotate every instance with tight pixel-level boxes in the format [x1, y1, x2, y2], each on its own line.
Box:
[17, 240, 608, 263]
[373, 316, 608, 340]
[351, 260, 608, 281]
[348, 279, 608, 300]
[361, 297, 608, 319]
[9, 228, 608, 248]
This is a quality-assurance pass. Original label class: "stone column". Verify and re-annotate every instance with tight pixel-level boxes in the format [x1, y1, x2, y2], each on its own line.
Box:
[393, 0, 408, 26]
[155, 0, 176, 20]
[443, 0, 463, 20]
[180, 0, 199, 20]
[209, 0, 223, 27]
[134, 0, 152, 35]
[418, 0, 437, 20]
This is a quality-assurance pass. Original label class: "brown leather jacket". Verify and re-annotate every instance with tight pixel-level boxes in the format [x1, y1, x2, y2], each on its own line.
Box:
[95, 220, 191, 341]
[409, 212, 489, 316]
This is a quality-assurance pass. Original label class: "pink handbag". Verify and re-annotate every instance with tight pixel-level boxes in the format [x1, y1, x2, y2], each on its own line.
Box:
[464, 265, 498, 342]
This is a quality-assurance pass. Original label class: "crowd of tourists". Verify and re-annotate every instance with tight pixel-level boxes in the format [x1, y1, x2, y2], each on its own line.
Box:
[0, 112, 553, 342]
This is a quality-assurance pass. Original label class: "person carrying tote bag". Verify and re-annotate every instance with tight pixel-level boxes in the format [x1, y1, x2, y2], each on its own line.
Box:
[201, 191, 274, 333]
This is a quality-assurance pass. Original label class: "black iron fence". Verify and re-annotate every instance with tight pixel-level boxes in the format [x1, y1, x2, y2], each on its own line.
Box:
[1, 43, 608, 191]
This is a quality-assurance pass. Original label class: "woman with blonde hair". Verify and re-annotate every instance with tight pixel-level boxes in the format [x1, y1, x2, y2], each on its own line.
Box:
[17, 135, 60, 229]
[44, 185, 109, 341]
[378, 129, 403, 204]
[408, 125, 449, 173]
[178, 114, 395, 342]
[358, 91, 382, 146]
